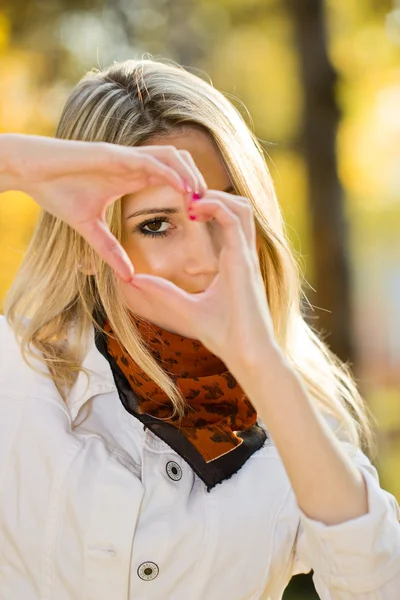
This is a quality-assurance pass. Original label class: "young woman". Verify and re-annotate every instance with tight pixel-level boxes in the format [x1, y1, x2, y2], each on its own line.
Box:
[0, 58, 399, 600]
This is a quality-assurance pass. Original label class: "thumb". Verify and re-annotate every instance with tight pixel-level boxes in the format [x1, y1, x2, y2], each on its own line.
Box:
[78, 218, 134, 282]
[130, 273, 191, 313]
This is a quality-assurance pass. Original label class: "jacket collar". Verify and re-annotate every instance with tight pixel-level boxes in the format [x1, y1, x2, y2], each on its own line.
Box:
[66, 323, 116, 422]
[0, 316, 113, 423]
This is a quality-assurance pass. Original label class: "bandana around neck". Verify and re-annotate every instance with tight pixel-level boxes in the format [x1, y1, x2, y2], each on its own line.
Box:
[95, 311, 267, 491]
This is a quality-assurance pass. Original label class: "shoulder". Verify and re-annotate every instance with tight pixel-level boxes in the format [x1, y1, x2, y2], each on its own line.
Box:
[0, 315, 78, 472]
[0, 313, 17, 348]
[0, 315, 55, 402]
[0, 315, 26, 392]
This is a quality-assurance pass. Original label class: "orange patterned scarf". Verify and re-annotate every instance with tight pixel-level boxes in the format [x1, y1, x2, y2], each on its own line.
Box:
[104, 312, 260, 463]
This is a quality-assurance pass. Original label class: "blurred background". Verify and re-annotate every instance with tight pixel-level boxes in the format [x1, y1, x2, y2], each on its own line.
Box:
[0, 0, 399, 597]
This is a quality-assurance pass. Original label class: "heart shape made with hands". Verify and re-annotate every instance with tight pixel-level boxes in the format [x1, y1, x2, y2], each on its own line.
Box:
[120, 190, 273, 364]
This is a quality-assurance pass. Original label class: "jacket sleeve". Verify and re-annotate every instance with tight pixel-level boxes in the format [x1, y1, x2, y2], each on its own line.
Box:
[292, 442, 400, 599]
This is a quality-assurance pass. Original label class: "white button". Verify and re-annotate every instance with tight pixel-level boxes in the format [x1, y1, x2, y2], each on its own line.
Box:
[166, 460, 182, 481]
[137, 561, 159, 581]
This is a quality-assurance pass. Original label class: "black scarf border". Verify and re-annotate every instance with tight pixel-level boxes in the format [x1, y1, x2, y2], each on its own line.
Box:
[93, 319, 267, 492]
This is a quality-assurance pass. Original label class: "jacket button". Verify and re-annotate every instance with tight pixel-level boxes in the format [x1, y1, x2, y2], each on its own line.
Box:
[137, 561, 159, 581]
[166, 460, 182, 481]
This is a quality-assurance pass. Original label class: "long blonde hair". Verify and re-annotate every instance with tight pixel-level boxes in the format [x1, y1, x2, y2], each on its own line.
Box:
[4, 58, 375, 455]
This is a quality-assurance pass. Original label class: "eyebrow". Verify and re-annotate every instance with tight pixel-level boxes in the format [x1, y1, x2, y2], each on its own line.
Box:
[125, 184, 235, 220]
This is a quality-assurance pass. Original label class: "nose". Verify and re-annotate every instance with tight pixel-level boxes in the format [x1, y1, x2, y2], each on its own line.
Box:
[183, 220, 219, 278]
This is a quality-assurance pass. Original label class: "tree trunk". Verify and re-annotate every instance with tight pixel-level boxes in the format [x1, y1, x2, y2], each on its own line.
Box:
[285, 0, 355, 366]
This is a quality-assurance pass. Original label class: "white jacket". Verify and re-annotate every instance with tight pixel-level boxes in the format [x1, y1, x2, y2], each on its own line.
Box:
[0, 314, 399, 600]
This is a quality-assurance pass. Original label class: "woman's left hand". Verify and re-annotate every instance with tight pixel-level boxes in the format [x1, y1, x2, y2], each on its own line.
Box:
[126, 191, 281, 369]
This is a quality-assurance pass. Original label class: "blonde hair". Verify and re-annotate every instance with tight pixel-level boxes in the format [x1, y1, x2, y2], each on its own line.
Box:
[4, 58, 375, 455]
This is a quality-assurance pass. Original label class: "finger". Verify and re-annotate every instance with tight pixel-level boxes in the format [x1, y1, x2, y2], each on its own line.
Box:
[189, 194, 257, 250]
[188, 199, 248, 265]
[129, 153, 193, 196]
[139, 146, 206, 198]
[187, 199, 257, 296]
[178, 150, 208, 198]
[78, 218, 135, 283]
[130, 273, 195, 319]
[98, 144, 193, 197]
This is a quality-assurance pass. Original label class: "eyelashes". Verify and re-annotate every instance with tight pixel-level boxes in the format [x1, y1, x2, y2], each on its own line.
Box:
[135, 216, 173, 238]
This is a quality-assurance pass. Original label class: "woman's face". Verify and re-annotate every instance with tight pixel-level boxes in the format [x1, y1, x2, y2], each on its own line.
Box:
[121, 127, 234, 298]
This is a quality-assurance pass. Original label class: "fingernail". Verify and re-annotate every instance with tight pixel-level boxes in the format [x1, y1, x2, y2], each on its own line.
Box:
[189, 215, 197, 221]
[192, 192, 201, 201]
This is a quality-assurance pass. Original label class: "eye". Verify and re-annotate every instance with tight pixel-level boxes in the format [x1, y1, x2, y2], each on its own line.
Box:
[135, 217, 173, 238]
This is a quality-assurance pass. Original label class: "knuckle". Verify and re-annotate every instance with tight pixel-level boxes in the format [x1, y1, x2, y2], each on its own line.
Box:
[228, 209, 241, 223]
[110, 241, 123, 254]
[239, 197, 253, 211]
[141, 154, 159, 170]
[151, 145, 177, 156]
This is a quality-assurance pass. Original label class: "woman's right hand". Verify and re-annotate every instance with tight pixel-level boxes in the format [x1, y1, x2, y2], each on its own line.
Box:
[1, 134, 207, 282]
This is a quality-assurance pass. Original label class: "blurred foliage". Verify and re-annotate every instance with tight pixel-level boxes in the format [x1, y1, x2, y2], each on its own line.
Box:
[0, 1, 399, 597]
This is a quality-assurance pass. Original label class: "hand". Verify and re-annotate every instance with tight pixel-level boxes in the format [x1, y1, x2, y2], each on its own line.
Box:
[3, 134, 207, 282]
[125, 191, 279, 368]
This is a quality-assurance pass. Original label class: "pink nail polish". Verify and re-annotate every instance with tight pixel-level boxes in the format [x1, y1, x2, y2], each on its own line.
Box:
[192, 192, 201, 201]
[189, 215, 197, 221]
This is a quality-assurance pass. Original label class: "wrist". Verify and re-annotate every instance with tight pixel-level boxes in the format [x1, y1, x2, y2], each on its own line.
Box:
[0, 134, 26, 194]
[225, 340, 289, 382]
